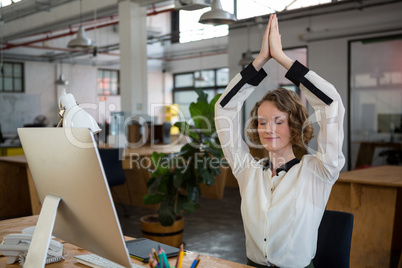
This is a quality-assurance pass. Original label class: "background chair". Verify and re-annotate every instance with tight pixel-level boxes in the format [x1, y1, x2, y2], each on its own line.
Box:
[98, 148, 130, 217]
[313, 210, 354, 268]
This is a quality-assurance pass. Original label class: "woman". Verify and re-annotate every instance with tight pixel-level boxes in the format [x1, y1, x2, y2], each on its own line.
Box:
[215, 14, 345, 268]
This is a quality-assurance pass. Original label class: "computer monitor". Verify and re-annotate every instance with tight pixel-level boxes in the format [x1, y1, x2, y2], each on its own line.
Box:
[17, 127, 132, 268]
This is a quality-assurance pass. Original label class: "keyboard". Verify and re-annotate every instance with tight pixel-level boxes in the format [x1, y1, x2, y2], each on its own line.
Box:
[74, 254, 144, 268]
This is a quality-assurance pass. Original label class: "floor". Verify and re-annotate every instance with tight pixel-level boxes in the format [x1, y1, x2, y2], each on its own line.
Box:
[117, 187, 248, 265]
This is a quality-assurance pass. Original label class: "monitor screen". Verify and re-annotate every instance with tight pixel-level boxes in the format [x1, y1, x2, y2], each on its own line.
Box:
[17, 127, 132, 267]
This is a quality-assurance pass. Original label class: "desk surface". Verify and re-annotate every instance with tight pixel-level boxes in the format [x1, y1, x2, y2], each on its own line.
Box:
[338, 165, 402, 187]
[123, 144, 183, 157]
[0, 216, 250, 268]
[0, 154, 27, 164]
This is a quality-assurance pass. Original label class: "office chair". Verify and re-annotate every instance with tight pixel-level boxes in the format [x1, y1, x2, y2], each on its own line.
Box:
[313, 210, 354, 268]
[98, 148, 130, 217]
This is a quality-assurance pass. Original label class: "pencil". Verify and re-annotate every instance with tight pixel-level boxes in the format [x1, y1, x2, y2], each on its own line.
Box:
[161, 248, 170, 268]
[149, 254, 155, 268]
[152, 248, 159, 263]
[175, 244, 184, 268]
[189, 254, 200, 268]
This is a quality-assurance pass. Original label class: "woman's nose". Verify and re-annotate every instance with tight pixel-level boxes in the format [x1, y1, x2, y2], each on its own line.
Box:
[264, 122, 275, 133]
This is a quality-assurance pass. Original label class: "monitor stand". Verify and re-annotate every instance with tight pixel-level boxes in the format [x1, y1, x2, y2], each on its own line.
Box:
[24, 194, 61, 268]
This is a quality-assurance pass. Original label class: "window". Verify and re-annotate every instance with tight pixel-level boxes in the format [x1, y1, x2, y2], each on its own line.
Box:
[97, 69, 120, 96]
[178, 0, 234, 43]
[237, 0, 334, 20]
[349, 35, 402, 169]
[173, 68, 229, 119]
[177, 0, 343, 43]
[0, 62, 24, 93]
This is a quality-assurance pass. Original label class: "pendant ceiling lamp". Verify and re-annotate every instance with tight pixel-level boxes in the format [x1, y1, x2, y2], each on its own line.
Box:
[198, 0, 237, 26]
[56, 63, 69, 86]
[67, 0, 93, 48]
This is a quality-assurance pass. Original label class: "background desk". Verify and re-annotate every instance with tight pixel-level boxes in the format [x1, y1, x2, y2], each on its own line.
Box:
[0, 215, 251, 268]
[0, 155, 39, 219]
[326, 165, 402, 268]
[0, 145, 185, 217]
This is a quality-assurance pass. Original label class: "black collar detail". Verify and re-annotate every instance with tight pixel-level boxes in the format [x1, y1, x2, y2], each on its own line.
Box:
[263, 158, 301, 175]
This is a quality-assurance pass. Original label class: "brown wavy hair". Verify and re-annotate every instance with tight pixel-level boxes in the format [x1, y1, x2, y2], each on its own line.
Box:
[247, 88, 314, 149]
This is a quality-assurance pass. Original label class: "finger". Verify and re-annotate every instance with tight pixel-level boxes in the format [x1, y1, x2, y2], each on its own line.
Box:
[265, 14, 273, 36]
[276, 15, 279, 32]
[270, 14, 277, 32]
[267, 14, 273, 32]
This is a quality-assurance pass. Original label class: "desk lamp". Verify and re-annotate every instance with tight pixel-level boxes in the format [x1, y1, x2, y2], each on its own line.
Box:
[23, 90, 101, 268]
[57, 89, 101, 134]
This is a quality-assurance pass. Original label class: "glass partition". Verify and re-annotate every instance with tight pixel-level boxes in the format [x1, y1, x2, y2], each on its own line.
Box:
[349, 36, 402, 169]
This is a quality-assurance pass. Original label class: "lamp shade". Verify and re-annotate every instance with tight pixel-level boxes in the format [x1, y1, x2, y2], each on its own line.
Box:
[67, 26, 93, 48]
[59, 91, 101, 134]
[198, 0, 237, 25]
[56, 74, 69, 86]
[238, 49, 255, 66]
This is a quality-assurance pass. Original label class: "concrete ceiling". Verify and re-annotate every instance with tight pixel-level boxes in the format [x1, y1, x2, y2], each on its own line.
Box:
[0, 0, 176, 66]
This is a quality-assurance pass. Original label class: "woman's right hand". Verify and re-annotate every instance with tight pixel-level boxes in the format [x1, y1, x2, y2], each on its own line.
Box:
[269, 14, 294, 70]
[252, 14, 274, 71]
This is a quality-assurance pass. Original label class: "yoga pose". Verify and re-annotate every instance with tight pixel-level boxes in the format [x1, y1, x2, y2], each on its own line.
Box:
[215, 14, 345, 268]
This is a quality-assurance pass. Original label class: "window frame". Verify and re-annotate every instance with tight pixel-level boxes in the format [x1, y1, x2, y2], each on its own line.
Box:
[97, 68, 120, 96]
[172, 67, 229, 103]
[0, 61, 24, 93]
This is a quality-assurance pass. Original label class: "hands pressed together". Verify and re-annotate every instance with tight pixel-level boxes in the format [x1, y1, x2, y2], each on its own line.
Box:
[252, 14, 294, 71]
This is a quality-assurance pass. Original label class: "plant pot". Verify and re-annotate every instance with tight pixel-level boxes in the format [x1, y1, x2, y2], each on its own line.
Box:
[140, 214, 184, 247]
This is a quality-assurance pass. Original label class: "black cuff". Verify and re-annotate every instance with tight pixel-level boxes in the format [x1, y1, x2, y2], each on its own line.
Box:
[219, 63, 267, 108]
[285, 60, 309, 86]
[285, 60, 333, 106]
[240, 62, 267, 86]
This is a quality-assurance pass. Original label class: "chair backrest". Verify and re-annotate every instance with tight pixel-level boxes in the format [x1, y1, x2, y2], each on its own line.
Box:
[98, 148, 126, 187]
[313, 210, 354, 268]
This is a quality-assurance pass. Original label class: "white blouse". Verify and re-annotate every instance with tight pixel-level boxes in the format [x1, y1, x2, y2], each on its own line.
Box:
[215, 61, 345, 268]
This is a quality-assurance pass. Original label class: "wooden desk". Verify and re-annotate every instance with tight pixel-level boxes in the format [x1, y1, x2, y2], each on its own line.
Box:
[0, 155, 41, 219]
[326, 165, 402, 268]
[0, 215, 251, 268]
[0, 145, 184, 216]
[355, 141, 402, 168]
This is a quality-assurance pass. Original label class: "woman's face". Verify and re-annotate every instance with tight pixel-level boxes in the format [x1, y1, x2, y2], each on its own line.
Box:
[257, 101, 292, 154]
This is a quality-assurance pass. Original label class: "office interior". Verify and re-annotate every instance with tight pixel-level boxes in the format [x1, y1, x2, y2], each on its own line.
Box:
[0, 0, 401, 267]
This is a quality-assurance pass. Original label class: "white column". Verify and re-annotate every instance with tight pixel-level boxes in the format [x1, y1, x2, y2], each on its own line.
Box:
[118, 0, 148, 118]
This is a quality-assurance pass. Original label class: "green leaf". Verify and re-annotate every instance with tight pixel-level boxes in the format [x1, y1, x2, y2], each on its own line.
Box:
[158, 197, 176, 226]
[176, 194, 197, 215]
[196, 162, 216, 186]
[186, 184, 200, 204]
[189, 101, 209, 129]
[209, 94, 221, 113]
[173, 168, 187, 188]
[143, 193, 164, 204]
[147, 176, 161, 194]
[174, 121, 199, 141]
[203, 144, 223, 159]
[150, 152, 169, 177]
[179, 143, 198, 160]
[195, 88, 208, 103]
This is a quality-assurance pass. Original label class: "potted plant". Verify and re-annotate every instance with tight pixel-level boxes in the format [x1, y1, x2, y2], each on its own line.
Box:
[141, 89, 226, 246]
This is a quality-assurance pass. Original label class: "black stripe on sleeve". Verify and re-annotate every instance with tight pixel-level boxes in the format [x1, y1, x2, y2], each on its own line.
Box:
[219, 77, 247, 108]
[285, 60, 333, 106]
[220, 62, 267, 107]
